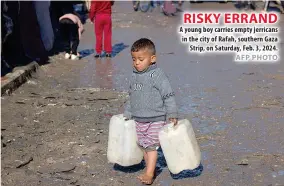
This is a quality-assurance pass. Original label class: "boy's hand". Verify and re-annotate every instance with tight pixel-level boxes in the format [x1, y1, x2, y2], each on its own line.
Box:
[169, 118, 178, 126]
[123, 114, 130, 121]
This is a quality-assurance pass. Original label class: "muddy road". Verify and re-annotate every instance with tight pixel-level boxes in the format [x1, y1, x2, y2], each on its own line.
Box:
[2, 2, 284, 186]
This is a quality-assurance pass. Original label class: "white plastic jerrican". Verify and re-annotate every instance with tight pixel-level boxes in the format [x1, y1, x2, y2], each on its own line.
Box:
[159, 119, 201, 174]
[107, 114, 143, 166]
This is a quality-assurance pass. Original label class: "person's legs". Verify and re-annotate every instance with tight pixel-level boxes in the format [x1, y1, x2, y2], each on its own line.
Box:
[59, 18, 72, 55]
[138, 150, 157, 185]
[143, 151, 149, 166]
[136, 120, 166, 184]
[177, 0, 183, 12]
[135, 121, 151, 173]
[60, 24, 70, 52]
[102, 14, 112, 55]
[132, 1, 139, 11]
[70, 24, 79, 55]
[94, 14, 104, 55]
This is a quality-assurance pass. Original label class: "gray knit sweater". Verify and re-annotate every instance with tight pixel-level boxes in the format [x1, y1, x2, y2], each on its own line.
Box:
[124, 63, 178, 122]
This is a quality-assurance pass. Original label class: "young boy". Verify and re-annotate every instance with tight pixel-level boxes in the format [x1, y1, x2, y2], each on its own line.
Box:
[59, 12, 84, 60]
[124, 38, 178, 185]
[89, 1, 114, 58]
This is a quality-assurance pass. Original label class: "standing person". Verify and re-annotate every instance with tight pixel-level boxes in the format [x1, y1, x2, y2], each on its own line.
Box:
[124, 38, 178, 185]
[177, 1, 183, 12]
[89, 0, 114, 58]
[237, 0, 256, 10]
[132, 1, 139, 11]
[59, 12, 84, 60]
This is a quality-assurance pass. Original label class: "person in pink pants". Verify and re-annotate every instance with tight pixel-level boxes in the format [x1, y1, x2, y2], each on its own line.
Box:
[89, 1, 114, 58]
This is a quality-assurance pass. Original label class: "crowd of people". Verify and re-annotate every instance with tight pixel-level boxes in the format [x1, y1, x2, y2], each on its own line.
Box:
[130, 0, 284, 15]
[2, 0, 283, 77]
[1, 1, 115, 78]
[61, 0, 266, 62]
[58, 1, 114, 60]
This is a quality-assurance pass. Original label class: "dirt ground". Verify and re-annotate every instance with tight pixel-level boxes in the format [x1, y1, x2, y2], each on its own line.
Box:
[2, 2, 284, 186]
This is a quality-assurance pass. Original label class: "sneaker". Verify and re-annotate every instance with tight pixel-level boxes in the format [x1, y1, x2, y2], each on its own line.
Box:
[71, 54, 79, 60]
[65, 53, 71, 59]
[94, 53, 101, 58]
[105, 53, 112, 58]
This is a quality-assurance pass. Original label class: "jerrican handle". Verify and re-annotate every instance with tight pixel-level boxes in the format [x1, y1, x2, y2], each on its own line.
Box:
[168, 122, 177, 131]
[171, 118, 182, 129]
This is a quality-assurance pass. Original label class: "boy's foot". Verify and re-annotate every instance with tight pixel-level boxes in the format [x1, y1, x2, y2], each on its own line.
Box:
[105, 53, 112, 58]
[138, 173, 154, 185]
[71, 54, 79, 60]
[65, 53, 71, 59]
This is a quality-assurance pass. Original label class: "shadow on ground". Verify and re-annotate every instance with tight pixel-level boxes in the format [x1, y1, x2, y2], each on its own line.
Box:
[112, 148, 203, 180]
[79, 43, 129, 58]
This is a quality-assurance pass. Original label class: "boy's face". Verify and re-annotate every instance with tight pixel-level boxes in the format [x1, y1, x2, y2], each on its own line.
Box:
[131, 49, 156, 72]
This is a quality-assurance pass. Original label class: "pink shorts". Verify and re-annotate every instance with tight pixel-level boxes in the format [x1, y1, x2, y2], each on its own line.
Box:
[135, 121, 166, 152]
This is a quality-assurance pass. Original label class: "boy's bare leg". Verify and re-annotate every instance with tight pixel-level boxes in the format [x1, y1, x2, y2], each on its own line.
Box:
[138, 150, 157, 185]
[138, 151, 148, 179]
[143, 151, 148, 166]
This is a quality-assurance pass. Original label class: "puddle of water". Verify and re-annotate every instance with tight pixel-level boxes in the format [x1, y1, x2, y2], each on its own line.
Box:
[201, 152, 214, 175]
[206, 163, 215, 172]
[198, 121, 227, 135]
[200, 140, 216, 148]
[201, 151, 210, 161]
[113, 148, 203, 179]
[159, 179, 173, 186]
[272, 172, 278, 178]
[77, 57, 115, 89]
[272, 170, 284, 178]
[278, 170, 284, 176]
[113, 148, 166, 174]
[79, 43, 129, 58]
[179, 97, 199, 114]
[232, 146, 254, 153]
